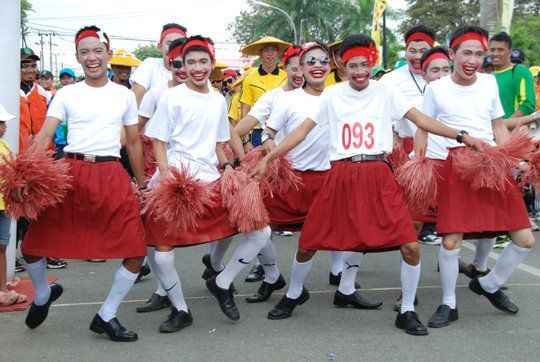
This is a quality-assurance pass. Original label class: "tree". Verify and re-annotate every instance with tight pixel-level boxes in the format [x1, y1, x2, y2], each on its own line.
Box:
[133, 43, 161, 61]
[511, 16, 540, 66]
[21, 0, 34, 47]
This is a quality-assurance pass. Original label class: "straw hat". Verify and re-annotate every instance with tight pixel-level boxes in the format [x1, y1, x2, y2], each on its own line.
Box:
[241, 36, 291, 56]
[109, 49, 141, 67]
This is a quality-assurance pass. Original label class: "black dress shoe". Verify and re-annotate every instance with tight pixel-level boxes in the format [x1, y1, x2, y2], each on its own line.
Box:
[135, 263, 151, 284]
[206, 276, 239, 321]
[245, 264, 265, 283]
[201, 255, 237, 293]
[393, 294, 419, 312]
[246, 275, 286, 303]
[395, 311, 428, 336]
[333, 290, 382, 309]
[267, 287, 310, 320]
[25, 283, 63, 329]
[469, 277, 519, 314]
[428, 304, 458, 328]
[159, 308, 193, 333]
[328, 272, 361, 289]
[462, 264, 491, 279]
[89, 314, 138, 342]
[136, 293, 171, 313]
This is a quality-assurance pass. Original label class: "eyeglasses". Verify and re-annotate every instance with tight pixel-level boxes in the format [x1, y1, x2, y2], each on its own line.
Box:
[212, 79, 222, 84]
[171, 60, 183, 69]
[303, 55, 330, 66]
[222, 78, 233, 85]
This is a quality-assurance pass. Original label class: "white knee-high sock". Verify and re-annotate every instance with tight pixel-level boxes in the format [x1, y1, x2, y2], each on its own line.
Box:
[330, 251, 344, 275]
[208, 241, 217, 253]
[338, 252, 363, 295]
[479, 242, 532, 293]
[154, 251, 188, 312]
[210, 236, 234, 272]
[216, 227, 270, 289]
[146, 246, 166, 297]
[400, 260, 421, 313]
[98, 265, 138, 322]
[439, 247, 460, 309]
[472, 238, 495, 272]
[258, 238, 279, 284]
[26, 258, 50, 306]
[286, 254, 313, 299]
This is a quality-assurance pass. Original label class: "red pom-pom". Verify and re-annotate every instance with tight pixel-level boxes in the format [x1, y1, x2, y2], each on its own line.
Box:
[222, 143, 235, 164]
[140, 134, 157, 179]
[217, 169, 249, 208]
[387, 143, 409, 170]
[0, 142, 74, 220]
[498, 125, 535, 159]
[265, 154, 302, 195]
[228, 180, 269, 232]
[142, 165, 216, 232]
[519, 148, 540, 187]
[396, 157, 439, 213]
[239, 147, 265, 174]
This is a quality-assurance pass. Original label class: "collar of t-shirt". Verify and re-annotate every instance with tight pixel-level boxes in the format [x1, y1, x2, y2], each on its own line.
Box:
[20, 81, 34, 95]
[258, 64, 280, 76]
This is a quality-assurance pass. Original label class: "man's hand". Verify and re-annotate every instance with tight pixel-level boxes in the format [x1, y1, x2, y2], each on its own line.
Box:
[462, 134, 485, 151]
[243, 141, 254, 153]
[262, 139, 276, 154]
[413, 139, 427, 158]
[223, 164, 235, 176]
[11, 185, 28, 203]
[159, 169, 171, 179]
[249, 158, 268, 182]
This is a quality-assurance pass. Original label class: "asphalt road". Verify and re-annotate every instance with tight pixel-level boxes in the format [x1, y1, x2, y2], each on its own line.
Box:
[1, 233, 540, 361]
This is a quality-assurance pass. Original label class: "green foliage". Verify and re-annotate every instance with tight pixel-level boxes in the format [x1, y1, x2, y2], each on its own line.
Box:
[21, 0, 33, 25]
[511, 16, 540, 66]
[133, 43, 161, 61]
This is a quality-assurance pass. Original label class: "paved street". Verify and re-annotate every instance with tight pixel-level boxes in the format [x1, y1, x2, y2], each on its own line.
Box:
[1, 233, 540, 361]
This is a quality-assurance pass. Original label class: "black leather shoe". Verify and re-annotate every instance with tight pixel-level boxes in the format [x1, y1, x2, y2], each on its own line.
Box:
[159, 308, 193, 333]
[267, 287, 310, 320]
[135, 263, 151, 284]
[201, 255, 237, 293]
[25, 283, 63, 329]
[395, 311, 428, 336]
[469, 277, 519, 314]
[206, 276, 239, 321]
[393, 294, 419, 312]
[328, 272, 361, 289]
[89, 314, 138, 342]
[333, 290, 382, 309]
[136, 293, 171, 313]
[245, 264, 265, 283]
[462, 264, 491, 279]
[428, 304, 458, 328]
[246, 275, 286, 303]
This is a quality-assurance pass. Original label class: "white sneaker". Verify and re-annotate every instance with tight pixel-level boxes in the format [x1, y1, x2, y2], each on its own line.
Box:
[530, 218, 539, 231]
[419, 233, 442, 245]
[274, 230, 293, 236]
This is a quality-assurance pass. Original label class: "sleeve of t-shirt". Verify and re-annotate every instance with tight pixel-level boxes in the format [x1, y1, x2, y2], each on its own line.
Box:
[387, 82, 415, 122]
[421, 84, 438, 118]
[249, 91, 273, 126]
[130, 58, 153, 90]
[46, 88, 67, 122]
[239, 76, 254, 106]
[138, 88, 157, 118]
[145, 92, 175, 143]
[217, 98, 230, 142]
[515, 66, 537, 115]
[311, 90, 330, 126]
[265, 96, 290, 132]
[491, 77, 505, 120]
[123, 92, 139, 126]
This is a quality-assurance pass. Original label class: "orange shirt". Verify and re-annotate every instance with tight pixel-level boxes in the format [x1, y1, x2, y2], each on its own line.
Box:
[19, 83, 48, 150]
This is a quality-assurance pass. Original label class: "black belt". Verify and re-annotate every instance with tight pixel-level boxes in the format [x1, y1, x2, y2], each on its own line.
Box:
[64, 153, 119, 163]
[342, 154, 387, 162]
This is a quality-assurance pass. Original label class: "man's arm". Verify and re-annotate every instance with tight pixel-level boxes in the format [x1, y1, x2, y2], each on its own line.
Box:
[35, 116, 61, 150]
[504, 111, 539, 129]
[124, 124, 145, 187]
[512, 68, 537, 117]
[234, 114, 259, 138]
[132, 83, 147, 107]
[153, 139, 169, 178]
[138, 114, 150, 131]
[228, 121, 245, 158]
[492, 117, 511, 144]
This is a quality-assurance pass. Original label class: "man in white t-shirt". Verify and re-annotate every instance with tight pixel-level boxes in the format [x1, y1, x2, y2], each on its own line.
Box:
[414, 26, 535, 329]
[20, 26, 147, 342]
[131, 23, 187, 106]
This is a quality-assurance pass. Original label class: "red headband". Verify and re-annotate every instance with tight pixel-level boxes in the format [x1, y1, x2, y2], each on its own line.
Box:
[298, 42, 322, 61]
[160, 28, 187, 42]
[182, 39, 215, 59]
[75, 30, 110, 50]
[406, 32, 435, 47]
[450, 32, 488, 51]
[168, 46, 182, 61]
[341, 44, 379, 66]
[281, 46, 300, 65]
[421, 52, 450, 71]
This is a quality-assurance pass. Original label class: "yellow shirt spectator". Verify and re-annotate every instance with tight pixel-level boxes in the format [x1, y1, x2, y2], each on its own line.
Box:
[0, 139, 12, 211]
[228, 91, 242, 125]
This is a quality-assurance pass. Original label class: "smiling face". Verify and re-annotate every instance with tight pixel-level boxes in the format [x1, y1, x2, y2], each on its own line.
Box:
[488, 40, 512, 69]
[260, 45, 279, 69]
[20, 60, 38, 83]
[345, 55, 372, 91]
[184, 50, 213, 89]
[38, 76, 53, 90]
[159, 32, 185, 68]
[76, 37, 112, 82]
[170, 56, 188, 84]
[284, 56, 304, 89]
[450, 39, 485, 85]
[422, 58, 451, 83]
[111, 65, 132, 81]
[301, 47, 330, 88]
[405, 40, 431, 73]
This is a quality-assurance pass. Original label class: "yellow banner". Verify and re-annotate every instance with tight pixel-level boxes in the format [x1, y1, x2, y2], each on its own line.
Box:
[371, 0, 388, 46]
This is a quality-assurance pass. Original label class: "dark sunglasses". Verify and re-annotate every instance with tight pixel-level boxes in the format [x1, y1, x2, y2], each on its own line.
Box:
[212, 79, 222, 84]
[171, 59, 183, 69]
[304, 55, 330, 66]
[222, 78, 233, 85]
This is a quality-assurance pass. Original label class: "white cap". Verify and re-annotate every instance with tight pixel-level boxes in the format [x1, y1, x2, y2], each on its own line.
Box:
[0, 104, 15, 121]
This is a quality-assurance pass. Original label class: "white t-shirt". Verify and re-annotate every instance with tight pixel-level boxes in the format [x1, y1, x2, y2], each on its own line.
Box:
[139, 81, 170, 119]
[47, 81, 138, 158]
[312, 81, 413, 162]
[249, 87, 285, 128]
[266, 89, 330, 171]
[145, 84, 230, 182]
[130, 57, 171, 91]
[381, 65, 426, 138]
[421, 73, 504, 160]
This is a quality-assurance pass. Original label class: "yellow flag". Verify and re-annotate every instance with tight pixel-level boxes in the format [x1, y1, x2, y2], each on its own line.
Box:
[371, 0, 388, 46]
[500, 0, 515, 32]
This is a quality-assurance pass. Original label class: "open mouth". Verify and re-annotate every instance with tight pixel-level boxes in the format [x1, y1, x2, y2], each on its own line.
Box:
[352, 73, 369, 83]
[190, 70, 208, 81]
[462, 65, 478, 76]
[292, 76, 304, 85]
[87, 63, 100, 71]
[309, 68, 327, 79]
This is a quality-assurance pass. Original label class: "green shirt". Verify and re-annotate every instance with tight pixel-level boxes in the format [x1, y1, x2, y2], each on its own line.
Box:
[493, 64, 537, 118]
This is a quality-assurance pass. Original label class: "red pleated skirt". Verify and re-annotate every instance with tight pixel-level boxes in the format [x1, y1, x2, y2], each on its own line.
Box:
[144, 185, 237, 247]
[22, 159, 147, 259]
[299, 160, 417, 252]
[410, 159, 446, 223]
[265, 170, 329, 230]
[437, 148, 530, 239]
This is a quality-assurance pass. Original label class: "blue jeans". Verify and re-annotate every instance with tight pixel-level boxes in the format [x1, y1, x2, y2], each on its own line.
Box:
[0, 211, 11, 246]
[251, 129, 263, 147]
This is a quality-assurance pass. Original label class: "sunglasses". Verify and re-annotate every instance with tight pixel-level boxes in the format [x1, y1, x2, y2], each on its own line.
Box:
[212, 79, 222, 84]
[222, 78, 233, 85]
[171, 59, 183, 69]
[303, 55, 330, 66]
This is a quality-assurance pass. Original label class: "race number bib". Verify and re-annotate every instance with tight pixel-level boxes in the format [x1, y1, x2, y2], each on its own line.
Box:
[337, 118, 379, 155]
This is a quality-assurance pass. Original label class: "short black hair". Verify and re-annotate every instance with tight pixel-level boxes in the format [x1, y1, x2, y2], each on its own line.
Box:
[339, 34, 375, 60]
[405, 25, 436, 45]
[162, 23, 187, 34]
[490, 31, 512, 48]
[169, 38, 187, 53]
[449, 25, 488, 51]
[282, 44, 301, 66]
[419, 46, 449, 70]
[181, 35, 214, 59]
[300, 43, 329, 64]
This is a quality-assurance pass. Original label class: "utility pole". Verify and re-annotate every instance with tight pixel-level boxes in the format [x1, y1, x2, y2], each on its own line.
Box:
[382, 11, 387, 69]
[38, 32, 45, 72]
[54, 54, 58, 77]
[49, 33, 53, 72]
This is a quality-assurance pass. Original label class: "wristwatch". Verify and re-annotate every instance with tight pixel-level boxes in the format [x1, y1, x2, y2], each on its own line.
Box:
[456, 130, 468, 144]
[261, 133, 274, 144]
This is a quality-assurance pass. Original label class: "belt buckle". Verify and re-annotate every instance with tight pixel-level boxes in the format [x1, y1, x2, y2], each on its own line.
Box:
[83, 154, 96, 162]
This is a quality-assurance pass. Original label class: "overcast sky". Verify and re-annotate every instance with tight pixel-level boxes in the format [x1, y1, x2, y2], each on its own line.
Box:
[24, 0, 406, 75]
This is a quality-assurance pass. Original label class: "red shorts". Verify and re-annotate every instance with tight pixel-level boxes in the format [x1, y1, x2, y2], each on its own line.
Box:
[22, 159, 147, 259]
[299, 160, 417, 252]
[410, 159, 446, 223]
[436, 148, 530, 239]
